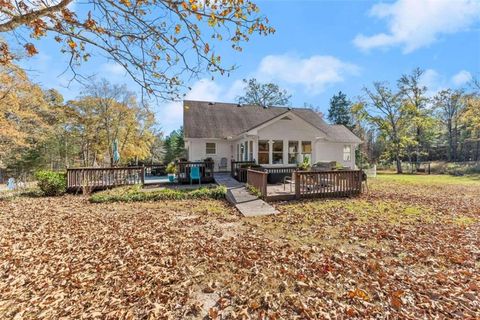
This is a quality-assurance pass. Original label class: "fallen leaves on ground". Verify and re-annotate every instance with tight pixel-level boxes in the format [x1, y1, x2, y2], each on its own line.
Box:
[0, 177, 479, 319]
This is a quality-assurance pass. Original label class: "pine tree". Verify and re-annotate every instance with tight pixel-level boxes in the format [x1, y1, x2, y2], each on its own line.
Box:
[327, 91, 353, 129]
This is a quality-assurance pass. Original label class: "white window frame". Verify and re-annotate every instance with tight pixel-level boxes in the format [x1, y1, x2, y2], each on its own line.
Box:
[272, 140, 284, 164]
[343, 145, 351, 161]
[206, 142, 216, 155]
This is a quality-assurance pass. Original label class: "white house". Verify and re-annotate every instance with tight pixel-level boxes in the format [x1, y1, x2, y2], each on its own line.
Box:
[183, 100, 362, 171]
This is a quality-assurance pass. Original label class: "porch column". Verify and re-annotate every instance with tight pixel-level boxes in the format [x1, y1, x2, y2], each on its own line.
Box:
[253, 137, 258, 164]
[298, 140, 302, 163]
[268, 140, 273, 165]
[283, 140, 288, 165]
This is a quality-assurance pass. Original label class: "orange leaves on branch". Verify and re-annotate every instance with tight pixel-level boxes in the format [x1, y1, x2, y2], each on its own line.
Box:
[84, 12, 97, 30]
[0, 42, 13, 64]
[67, 39, 77, 49]
[61, 8, 77, 24]
[24, 43, 38, 56]
[31, 19, 47, 38]
[175, 24, 181, 34]
[0, 0, 274, 97]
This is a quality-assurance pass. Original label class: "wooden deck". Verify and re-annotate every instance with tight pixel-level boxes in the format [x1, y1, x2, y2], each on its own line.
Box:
[246, 169, 363, 202]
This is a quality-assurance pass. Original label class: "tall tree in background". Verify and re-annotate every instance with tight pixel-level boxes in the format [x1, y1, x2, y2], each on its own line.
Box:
[163, 128, 185, 164]
[397, 68, 435, 165]
[238, 78, 291, 108]
[433, 89, 464, 162]
[327, 91, 353, 129]
[69, 79, 155, 166]
[353, 82, 413, 173]
[463, 78, 480, 160]
[0, 0, 274, 98]
[0, 64, 53, 163]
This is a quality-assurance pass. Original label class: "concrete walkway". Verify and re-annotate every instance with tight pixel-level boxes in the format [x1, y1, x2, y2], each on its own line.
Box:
[215, 173, 278, 217]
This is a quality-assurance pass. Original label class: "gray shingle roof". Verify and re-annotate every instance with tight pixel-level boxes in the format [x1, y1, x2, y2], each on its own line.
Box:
[183, 100, 361, 143]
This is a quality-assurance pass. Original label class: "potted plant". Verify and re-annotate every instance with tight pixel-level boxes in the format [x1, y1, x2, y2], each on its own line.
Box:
[166, 162, 176, 182]
[298, 156, 310, 171]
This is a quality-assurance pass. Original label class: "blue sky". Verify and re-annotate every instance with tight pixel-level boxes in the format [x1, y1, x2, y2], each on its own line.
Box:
[20, 0, 480, 134]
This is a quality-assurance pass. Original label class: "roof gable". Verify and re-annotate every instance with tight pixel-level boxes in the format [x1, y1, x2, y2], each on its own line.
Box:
[244, 110, 327, 139]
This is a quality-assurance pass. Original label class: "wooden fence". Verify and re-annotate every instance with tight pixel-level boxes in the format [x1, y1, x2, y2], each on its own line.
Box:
[176, 160, 215, 184]
[231, 160, 255, 182]
[67, 167, 145, 191]
[247, 169, 268, 198]
[294, 170, 362, 199]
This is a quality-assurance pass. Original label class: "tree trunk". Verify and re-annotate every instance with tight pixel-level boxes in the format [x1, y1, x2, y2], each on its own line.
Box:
[396, 155, 403, 174]
[447, 120, 453, 162]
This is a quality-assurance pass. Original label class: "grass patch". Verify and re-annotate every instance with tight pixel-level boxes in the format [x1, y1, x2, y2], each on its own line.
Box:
[0, 188, 43, 201]
[245, 184, 262, 197]
[449, 216, 477, 226]
[89, 185, 227, 203]
[376, 173, 480, 185]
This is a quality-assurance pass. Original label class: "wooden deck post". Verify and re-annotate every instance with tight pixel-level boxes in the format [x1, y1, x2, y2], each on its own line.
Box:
[262, 171, 268, 198]
[295, 172, 300, 199]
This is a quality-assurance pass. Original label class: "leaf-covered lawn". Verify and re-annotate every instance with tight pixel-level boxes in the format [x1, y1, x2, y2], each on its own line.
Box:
[0, 175, 479, 319]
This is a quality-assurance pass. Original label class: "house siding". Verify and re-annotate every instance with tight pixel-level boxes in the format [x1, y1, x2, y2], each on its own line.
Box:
[186, 138, 232, 171]
[315, 141, 356, 169]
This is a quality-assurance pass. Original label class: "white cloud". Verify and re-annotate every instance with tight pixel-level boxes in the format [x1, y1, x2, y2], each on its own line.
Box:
[256, 54, 359, 94]
[101, 62, 126, 76]
[419, 69, 446, 96]
[354, 0, 480, 53]
[451, 70, 472, 86]
[418, 69, 474, 96]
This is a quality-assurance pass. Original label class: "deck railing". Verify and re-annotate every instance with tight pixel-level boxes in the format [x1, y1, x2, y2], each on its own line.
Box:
[231, 160, 255, 182]
[176, 160, 215, 184]
[67, 167, 145, 191]
[294, 170, 362, 199]
[247, 169, 268, 198]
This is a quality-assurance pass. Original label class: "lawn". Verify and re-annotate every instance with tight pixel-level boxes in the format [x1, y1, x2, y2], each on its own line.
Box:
[0, 175, 479, 318]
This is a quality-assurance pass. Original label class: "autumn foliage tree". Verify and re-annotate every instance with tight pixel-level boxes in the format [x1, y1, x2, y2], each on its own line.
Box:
[0, 64, 53, 162]
[68, 79, 155, 166]
[0, 0, 274, 98]
[353, 82, 413, 173]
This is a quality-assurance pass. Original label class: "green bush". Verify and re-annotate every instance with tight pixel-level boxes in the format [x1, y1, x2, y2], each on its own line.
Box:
[166, 162, 177, 174]
[246, 184, 262, 197]
[35, 170, 67, 196]
[90, 185, 227, 203]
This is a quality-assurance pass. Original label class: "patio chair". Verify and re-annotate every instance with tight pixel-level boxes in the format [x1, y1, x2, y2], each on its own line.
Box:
[218, 157, 228, 171]
[190, 166, 201, 185]
[283, 170, 296, 192]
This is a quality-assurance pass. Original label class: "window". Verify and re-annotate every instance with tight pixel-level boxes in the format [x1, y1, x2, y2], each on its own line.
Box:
[343, 145, 351, 161]
[258, 140, 269, 164]
[206, 142, 216, 155]
[288, 141, 298, 164]
[236, 144, 240, 161]
[272, 140, 283, 164]
[244, 142, 249, 161]
[302, 141, 312, 163]
[249, 141, 253, 161]
[240, 143, 245, 160]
